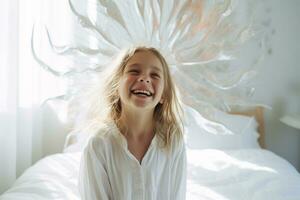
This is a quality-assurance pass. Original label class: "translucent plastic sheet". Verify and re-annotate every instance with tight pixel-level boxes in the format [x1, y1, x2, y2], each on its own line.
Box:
[31, 0, 271, 134]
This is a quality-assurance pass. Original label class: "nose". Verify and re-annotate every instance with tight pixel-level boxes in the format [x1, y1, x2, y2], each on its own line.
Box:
[138, 75, 150, 83]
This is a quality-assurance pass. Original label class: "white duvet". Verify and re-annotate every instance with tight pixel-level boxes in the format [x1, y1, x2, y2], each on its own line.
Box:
[186, 149, 300, 200]
[1, 149, 300, 200]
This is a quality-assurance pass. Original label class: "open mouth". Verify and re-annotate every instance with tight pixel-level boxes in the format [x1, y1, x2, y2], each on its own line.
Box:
[131, 89, 153, 97]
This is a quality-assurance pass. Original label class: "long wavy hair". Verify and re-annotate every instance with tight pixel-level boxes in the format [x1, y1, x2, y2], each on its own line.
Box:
[78, 46, 183, 150]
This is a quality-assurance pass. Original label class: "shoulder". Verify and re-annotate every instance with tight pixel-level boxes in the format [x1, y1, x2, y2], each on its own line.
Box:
[170, 132, 186, 157]
[84, 122, 116, 155]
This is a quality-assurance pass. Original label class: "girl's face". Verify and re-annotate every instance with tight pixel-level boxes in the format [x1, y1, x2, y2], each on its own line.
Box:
[118, 51, 164, 111]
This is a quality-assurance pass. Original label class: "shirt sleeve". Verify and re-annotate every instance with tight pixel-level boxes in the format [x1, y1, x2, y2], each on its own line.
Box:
[78, 136, 113, 200]
[171, 138, 187, 200]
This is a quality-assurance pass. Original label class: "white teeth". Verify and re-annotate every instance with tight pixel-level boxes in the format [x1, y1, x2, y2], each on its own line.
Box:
[132, 89, 151, 96]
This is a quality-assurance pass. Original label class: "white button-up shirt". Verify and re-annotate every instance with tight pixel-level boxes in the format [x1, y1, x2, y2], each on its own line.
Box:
[79, 122, 187, 200]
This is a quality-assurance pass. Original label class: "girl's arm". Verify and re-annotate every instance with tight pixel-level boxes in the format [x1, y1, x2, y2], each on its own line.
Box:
[171, 139, 187, 200]
[79, 137, 112, 200]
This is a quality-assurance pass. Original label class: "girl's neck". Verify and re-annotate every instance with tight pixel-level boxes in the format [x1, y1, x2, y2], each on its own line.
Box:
[118, 107, 155, 140]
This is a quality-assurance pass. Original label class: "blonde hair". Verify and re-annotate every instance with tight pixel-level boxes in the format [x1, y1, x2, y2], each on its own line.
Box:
[78, 46, 183, 150]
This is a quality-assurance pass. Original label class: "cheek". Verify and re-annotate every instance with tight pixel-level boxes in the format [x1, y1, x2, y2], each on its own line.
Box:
[125, 76, 136, 84]
[155, 80, 164, 95]
[119, 76, 134, 94]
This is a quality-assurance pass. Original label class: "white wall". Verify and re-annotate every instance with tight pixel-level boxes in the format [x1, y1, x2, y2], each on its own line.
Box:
[253, 0, 300, 171]
[34, 1, 300, 173]
[38, 1, 300, 172]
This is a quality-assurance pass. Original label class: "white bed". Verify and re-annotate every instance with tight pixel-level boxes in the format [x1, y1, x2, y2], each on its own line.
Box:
[1, 149, 300, 200]
[1, 106, 300, 200]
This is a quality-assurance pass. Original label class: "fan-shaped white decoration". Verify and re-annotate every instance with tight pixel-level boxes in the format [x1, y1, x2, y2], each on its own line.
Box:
[32, 0, 270, 133]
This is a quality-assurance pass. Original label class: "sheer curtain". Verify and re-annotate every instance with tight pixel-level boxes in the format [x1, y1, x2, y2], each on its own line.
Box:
[0, 0, 72, 193]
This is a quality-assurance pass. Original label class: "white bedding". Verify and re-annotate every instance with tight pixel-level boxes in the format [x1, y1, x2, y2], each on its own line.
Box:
[186, 148, 300, 200]
[0, 153, 81, 200]
[1, 149, 300, 200]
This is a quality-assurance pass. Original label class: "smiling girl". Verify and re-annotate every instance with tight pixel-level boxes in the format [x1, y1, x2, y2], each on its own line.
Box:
[79, 46, 187, 200]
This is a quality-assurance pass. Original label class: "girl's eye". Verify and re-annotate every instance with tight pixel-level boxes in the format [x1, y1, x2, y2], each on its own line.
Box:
[128, 70, 139, 74]
[151, 73, 160, 79]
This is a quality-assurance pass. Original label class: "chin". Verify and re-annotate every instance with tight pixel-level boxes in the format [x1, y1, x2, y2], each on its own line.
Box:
[132, 101, 157, 110]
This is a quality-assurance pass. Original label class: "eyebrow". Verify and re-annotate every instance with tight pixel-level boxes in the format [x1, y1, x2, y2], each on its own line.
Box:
[128, 63, 162, 72]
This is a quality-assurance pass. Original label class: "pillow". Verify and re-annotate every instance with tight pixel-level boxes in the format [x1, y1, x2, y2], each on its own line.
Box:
[64, 105, 260, 152]
[183, 105, 260, 150]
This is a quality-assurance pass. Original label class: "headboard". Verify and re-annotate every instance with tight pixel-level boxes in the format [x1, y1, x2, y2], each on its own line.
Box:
[229, 106, 265, 149]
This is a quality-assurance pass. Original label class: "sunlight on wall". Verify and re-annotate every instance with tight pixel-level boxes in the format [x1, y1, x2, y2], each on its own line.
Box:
[0, 62, 9, 112]
[17, 0, 72, 109]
